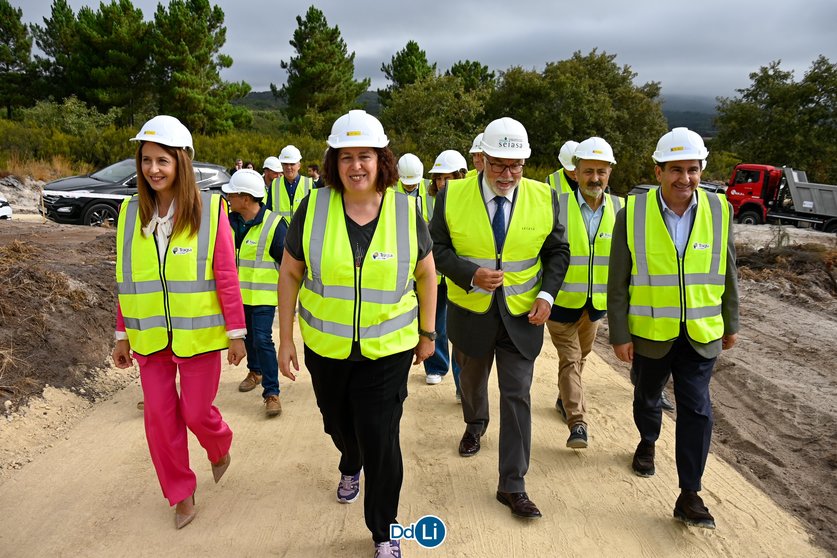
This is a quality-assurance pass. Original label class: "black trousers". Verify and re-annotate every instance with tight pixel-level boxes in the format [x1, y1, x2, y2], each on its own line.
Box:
[305, 345, 411, 543]
[633, 332, 715, 492]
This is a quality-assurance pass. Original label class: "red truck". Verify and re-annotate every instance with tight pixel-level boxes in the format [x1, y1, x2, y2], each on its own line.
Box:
[725, 163, 837, 233]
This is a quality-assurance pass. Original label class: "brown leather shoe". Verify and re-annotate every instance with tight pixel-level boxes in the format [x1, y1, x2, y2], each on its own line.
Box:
[264, 395, 282, 417]
[632, 440, 655, 477]
[458, 431, 481, 457]
[674, 490, 716, 529]
[496, 491, 542, 519]
[212, 453, 231, 483]
[238, 371, 262, 392]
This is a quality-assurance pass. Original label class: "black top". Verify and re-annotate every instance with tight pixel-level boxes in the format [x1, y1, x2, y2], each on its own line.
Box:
[285, 190, 433, 361]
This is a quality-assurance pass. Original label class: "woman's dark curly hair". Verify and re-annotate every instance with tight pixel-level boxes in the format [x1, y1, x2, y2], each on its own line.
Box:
[321, 146, 399, 193]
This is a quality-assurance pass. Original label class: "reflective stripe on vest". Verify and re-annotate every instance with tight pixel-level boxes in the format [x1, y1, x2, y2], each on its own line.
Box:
[395, 179, 434, 222]
[555, 192, 622, 310]
[236, 209, 280, 306]
[272, 176, 313, 223]
[298, 188, 419, 359]
[626, 189, 729, 343]
[445, 175, 553, 316]
[548, 168, 573, 194]
[116, 192, 228, 357]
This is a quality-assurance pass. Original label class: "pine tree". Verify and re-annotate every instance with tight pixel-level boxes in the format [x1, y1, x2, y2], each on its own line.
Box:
[0, 0, 34, 118]
[446, 60, 495, 93]
[150, 0, 251, 134]
[272, 6, 369, 137]
[31, 0, 79, 102]
[379, 40, 437, 106]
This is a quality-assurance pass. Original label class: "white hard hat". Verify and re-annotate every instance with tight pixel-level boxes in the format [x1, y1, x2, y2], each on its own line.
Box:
[278, 145, 302, 164]
[574, 137, 616, 165]
[327, 110, 389, 149]
[558, 140, 579, 170]
[480, 117, 531, 159]
[262, 156, 282, 172]
[469, 133, 484, 154]
[430, 150, 468, 174]
[222, 169, 265, 198]
[397, 153, 424, 185]
[652, 127, 708, 166]
[130, 115, 194, 159]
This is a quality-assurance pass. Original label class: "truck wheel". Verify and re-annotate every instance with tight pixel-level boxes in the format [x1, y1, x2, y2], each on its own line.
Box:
[824, 220, 837, 234]
[83, 203, 118, 227]
[738, 211, 763, 225]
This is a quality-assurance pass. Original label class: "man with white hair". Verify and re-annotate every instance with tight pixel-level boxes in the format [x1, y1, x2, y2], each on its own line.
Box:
[431, 117, 570, 519]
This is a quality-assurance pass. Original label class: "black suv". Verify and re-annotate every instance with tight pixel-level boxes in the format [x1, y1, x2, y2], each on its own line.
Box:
[41, 158, 231, 226]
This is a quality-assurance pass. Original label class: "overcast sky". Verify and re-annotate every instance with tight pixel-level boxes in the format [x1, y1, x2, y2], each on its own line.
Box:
[18, 0, 837, 101]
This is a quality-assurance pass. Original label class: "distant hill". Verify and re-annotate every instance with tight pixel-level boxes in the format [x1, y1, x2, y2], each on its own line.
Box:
[662, 94, 718, 136]
[235, 90, 720, 136]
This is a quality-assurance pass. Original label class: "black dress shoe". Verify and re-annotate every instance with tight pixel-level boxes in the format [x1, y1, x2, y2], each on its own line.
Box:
[673, 490, 715, 529]
[458, 431, 481, 457]
[632, 440, 655, 477]
[496, 491, 542, 519]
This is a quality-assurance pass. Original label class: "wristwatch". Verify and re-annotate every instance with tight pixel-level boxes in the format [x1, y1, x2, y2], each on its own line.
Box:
[418, 328, 438, 341]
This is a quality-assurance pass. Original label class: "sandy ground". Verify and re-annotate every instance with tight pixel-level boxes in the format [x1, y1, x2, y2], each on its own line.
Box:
[0, 326, 827, 558]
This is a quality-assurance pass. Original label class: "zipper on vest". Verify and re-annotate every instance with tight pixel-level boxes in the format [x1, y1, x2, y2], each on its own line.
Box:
[677, 254, 686, 323]
[156, 234, 173, 339]
[353, 242, 362, 343]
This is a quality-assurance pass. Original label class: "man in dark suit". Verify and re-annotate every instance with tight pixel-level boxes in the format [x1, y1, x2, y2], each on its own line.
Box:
[431, 117, 570, 519]
[608, 127, 739, 530]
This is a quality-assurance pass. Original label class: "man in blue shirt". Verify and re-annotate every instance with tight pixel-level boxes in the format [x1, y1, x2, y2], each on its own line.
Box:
[545, 137, 622, 449]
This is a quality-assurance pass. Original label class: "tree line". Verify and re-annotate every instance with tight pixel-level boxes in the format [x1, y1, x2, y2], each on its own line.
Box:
[1, 2, 834, 186]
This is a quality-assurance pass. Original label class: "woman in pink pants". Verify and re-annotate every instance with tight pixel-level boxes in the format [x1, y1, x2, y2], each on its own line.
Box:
[112, 115, 246, 529]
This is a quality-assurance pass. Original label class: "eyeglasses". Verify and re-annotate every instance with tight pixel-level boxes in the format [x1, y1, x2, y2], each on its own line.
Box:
[484, 157, 525, 174]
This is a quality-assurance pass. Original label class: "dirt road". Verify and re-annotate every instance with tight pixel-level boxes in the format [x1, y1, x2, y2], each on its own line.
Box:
[0, 334, 825, 557]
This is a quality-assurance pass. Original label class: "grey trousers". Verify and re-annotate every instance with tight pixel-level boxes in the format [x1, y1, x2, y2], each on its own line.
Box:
[455, 325, 535, 493]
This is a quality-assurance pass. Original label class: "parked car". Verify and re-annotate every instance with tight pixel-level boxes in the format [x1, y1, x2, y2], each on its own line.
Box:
[40, 158, 231, 226]
[0, 193, 12, 220]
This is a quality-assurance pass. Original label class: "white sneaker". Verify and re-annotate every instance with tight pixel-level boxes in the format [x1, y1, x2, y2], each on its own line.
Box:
[426, 373, 443, 385]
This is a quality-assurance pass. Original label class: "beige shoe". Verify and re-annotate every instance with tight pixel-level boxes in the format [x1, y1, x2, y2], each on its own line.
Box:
[175, 492, 196, 529]
[264, 395, 282, 417]
[238, 371, 262, 392]
[212, 453, 231, 483]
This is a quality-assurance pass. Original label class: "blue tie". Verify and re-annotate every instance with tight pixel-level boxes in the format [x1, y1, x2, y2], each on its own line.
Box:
[492, 196, 506, 253]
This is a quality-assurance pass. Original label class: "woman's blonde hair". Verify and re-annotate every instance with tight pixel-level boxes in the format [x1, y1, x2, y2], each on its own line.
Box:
[135, 143, 202, 237]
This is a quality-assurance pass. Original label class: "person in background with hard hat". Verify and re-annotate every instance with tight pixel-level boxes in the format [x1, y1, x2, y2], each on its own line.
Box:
[466, 133, 484, 178]
[608, 127, 739, 530]
[266, 144, 314, 227]
[546, 140, 580, 194]
[223, 169, 285, 417]
[424, 149, 469, 399]
[277, 110, 436, 558]
[262, 156, 283, 193]
[432, 117, 570, 519]
[395, 153, 433, 222]
[546, 137, 623, 449]
[111, 115, 246, 530]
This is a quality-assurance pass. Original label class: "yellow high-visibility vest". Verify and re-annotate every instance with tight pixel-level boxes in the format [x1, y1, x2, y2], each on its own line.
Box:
[271, 176, 313, 224]
[116, 193, 228, 357]
[554, 192, 622, 310]
[236, 209, 280, 306]
[298, 188, 419, 359]
[395, 179, 434, 222]
[445, 175, 554, 315]
[547, 168, 573, 194]
[626, 189, 730, 343]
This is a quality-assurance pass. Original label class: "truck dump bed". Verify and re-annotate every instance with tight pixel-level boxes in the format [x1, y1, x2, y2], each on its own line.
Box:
[784, 168, 837, 218]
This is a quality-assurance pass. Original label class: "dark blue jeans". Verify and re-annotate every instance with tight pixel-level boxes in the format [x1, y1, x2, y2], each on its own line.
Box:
[633, 332, 715, 491]
[243, 305, 279, 398]
[423, 280, 462, 393]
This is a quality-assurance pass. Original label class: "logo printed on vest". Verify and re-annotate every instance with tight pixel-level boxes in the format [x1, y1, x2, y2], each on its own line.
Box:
[245, 239, 257, 246]
[598, 232, 613, 239]
[692, 242, 710, 250]
[371, 251, 394, 261]
[521, 225, 536, 231]
[171, 247, 193, 255]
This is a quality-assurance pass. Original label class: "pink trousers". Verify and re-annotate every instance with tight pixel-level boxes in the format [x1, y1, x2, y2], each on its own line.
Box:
[136, 348, 233, 506]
